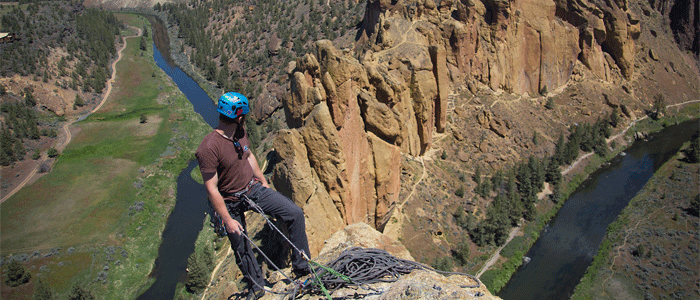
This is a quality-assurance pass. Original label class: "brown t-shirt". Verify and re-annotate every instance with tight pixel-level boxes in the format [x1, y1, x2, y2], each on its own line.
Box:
[195, 130, 255, 201]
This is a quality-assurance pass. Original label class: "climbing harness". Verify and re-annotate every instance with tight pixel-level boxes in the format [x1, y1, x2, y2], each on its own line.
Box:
[228, 194, 481, 299]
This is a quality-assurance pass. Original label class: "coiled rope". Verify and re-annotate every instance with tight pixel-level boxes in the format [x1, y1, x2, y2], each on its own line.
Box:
[308, 247, 480, 294]
[238, 195, 481, 299]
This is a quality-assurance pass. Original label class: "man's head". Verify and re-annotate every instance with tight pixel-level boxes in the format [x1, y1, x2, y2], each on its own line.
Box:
[217, 92, 249, 124]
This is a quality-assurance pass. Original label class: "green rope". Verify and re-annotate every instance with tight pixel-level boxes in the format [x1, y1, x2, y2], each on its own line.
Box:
[303, 260, 355, 300]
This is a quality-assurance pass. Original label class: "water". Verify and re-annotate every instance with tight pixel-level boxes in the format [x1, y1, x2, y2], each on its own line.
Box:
[498, 120, 699, 300]
[136, 45, 218, 299]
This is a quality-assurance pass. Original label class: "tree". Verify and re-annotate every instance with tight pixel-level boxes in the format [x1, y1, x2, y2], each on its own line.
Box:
[67, 284, 94, 300]
[185, 253, 208, 293]
[652, 94, 666, 117]
[33, 278, 54, 300]
[473, 165, 481, 184]
[689, 194, 699, 217]
[4, 260, 31, 287]
[13, 140, 25, 160]
[685, 133, 700, 163]
[140, 114, 147, 124]
[74, 94, 84, 107]
[451, 238, 471, 266]
[455, 186, 465, 198]
[609, 107, 620, 128]
[139, 36, 147, 51]
[24, 87, 36, 106]
[431, 256, 453, 272]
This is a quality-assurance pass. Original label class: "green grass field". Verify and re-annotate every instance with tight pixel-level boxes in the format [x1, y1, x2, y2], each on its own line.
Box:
[0, 13, 211, 299]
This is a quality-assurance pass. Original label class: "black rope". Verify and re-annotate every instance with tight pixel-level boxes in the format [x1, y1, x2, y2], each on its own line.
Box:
[306, 247, 481, 295]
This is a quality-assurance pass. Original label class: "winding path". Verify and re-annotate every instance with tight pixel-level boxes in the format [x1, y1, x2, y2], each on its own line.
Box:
[1, 27, 142, 204]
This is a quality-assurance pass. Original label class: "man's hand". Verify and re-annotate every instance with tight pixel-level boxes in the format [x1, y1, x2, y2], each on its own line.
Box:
[225, 218, 244, 235]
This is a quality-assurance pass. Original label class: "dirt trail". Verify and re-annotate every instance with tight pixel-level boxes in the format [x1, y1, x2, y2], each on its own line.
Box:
[200, 247, 232, 300]
[476, 226, 519, 279]
[1, 27, 142, 204]
[601, 208, 660, 296]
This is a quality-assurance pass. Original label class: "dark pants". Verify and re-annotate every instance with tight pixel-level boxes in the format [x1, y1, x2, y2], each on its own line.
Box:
[226, 183, 310, 291]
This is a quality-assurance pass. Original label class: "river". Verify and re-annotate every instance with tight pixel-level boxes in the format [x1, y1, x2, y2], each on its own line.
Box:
[498, 120, 699, 300]
[135, 22, 219, 299]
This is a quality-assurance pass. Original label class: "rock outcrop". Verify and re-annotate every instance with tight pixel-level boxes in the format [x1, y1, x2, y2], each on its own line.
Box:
[273, 0, 648, 254]
[261, 223, 499, 300]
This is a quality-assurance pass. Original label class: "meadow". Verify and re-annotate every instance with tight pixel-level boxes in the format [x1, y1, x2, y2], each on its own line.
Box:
[0, 13, 211, 299]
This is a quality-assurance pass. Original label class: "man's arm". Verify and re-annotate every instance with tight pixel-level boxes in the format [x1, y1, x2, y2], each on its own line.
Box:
[202, 171, 244, 234]
[247, 152, 270, 188]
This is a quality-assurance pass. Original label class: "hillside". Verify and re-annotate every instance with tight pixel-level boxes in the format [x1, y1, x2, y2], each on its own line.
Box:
[0, 1, 124, 197]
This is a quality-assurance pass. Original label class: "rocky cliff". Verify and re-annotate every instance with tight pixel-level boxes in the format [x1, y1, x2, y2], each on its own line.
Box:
[268, 0, 700, 257]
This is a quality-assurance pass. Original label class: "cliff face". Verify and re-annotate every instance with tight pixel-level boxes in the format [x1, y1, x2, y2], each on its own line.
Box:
[270, 0, 657, 255]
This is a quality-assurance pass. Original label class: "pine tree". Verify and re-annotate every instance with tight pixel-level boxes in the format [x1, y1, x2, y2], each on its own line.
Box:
[4, 260, 31, 287]
[185, 253, 208, 293]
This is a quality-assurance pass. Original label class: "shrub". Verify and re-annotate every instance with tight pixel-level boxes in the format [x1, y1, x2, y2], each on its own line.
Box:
[47, 148, 59, 158]
[34, 278, 54, 300]
[140, 114, 148, 124]
[544, 97, 555, 110]
[39, 162, 51, 173]
[632, 244, 645, 257]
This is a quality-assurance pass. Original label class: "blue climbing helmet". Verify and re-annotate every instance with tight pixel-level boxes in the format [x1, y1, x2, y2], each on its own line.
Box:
[217, 92, 249, 119]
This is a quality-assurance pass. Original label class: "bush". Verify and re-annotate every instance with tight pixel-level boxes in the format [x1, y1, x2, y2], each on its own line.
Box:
[39, 162, 51, 173]
[47, 148, 59, 158]
[688, 194, 699, 217]
[140, 114, 148, 124]
[34, 278, 54, 300]
[544, 97, 555, 110]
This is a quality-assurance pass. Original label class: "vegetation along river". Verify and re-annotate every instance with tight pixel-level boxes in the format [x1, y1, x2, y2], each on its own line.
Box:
[498, 120, 699, 300]
[136, 19, 218, 299]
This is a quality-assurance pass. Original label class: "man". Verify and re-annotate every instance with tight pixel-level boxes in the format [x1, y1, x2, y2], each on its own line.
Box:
[195, 92, 311, 299]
